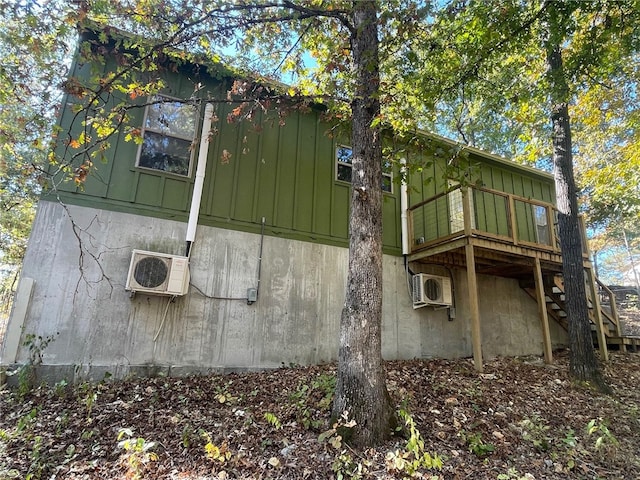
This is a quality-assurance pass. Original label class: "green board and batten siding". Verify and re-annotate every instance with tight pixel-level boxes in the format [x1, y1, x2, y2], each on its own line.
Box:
[50, 52, 552, 256]
[50, 59, 402, 253]
[407, 144, 555, 245]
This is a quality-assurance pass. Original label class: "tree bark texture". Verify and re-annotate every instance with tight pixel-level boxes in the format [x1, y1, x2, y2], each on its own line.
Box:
[546, 32, 606, 389]
[331, 0, 394, 447]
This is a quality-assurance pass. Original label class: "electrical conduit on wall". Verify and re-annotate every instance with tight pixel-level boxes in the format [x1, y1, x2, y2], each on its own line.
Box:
[185, 102, 215, 257]
[400, 157, 410, 256]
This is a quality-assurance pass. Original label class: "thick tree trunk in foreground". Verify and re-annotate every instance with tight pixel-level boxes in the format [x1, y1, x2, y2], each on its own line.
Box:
[546, 38, 607, 390]
[331, 1, 394, 447]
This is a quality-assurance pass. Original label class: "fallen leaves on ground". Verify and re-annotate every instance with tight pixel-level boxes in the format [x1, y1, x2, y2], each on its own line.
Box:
[1, 350, 639, 479]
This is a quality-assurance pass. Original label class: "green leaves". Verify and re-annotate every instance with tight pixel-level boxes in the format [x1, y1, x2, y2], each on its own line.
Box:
[263, 412, 283, 430]
[0, 0, 77, 272]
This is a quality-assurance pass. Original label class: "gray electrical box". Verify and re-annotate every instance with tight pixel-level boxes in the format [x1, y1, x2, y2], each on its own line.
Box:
[247, 288, 258, 304]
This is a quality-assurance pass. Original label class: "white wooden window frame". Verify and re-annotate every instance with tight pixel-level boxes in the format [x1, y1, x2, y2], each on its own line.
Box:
[335, 145, 393, 193]
[135, 94, 198, 177]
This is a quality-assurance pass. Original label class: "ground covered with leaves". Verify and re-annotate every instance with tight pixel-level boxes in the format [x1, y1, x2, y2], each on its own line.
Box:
[619, 307, 640, 337]
[1, 350, 639, 480]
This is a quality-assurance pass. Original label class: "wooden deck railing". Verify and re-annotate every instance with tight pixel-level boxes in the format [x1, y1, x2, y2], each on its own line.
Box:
[408, 185, 562, 254]
[595, 278, 621, 335]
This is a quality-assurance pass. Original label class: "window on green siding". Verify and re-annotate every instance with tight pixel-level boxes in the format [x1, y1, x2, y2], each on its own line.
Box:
[534, 205, 551, 245]
[136, 95, 197, 176]
[336, 145, 392, 193]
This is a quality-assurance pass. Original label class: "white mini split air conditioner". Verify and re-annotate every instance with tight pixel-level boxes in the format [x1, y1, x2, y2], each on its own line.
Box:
[126, 250, 190, 296]
[412, 273, 453, 309]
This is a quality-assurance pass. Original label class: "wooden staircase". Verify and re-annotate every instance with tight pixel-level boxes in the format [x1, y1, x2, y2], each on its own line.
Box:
[522, 273, 640, 352]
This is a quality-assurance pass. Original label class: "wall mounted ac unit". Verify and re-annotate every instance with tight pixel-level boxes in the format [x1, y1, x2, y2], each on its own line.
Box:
[126, 249, 190, 296]
[412, 273, 453, 309]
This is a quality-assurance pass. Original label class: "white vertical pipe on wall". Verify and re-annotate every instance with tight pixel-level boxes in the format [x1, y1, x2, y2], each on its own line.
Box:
[400, 157, 410, 255]
[186, 103, 214, 248]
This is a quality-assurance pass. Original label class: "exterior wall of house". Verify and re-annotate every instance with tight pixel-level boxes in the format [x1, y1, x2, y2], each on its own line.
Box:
[0, 201, 567, 382]
[54, 47, 554, 260]
[408, 144, 555, 205]
[1, 40, 568, 382]
[407, 143, 556, 245]
[53, 52, 402, 255]
[54, 95, 403, 251]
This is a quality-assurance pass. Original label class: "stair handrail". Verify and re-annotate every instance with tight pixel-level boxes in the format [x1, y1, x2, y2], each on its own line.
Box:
[595, 277, 621, 336]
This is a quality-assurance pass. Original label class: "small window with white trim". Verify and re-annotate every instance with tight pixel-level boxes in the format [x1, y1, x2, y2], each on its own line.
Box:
[136, 95, 198, 176]
[336, 145, 392, 193]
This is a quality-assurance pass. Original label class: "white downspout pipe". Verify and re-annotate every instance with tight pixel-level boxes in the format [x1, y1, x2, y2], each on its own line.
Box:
[400, 157, 410, 255]
[186, 103, 214, 257]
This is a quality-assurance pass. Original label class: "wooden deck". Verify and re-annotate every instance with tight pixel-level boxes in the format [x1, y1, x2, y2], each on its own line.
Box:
[408, 185, 575, 276]
[409, 233, 565, 278]
[407, 185, 629, 370]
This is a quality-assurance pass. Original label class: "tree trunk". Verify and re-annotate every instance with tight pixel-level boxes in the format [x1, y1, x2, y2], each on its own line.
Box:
[331, 0, 394, 447]
[545, 17, 607, 390]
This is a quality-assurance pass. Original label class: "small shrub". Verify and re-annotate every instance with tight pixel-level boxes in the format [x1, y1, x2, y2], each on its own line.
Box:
[586, 418, 619, 458]
[386, 409, 443, 476]
[460, 430, 495, 457]
[117, 428, 158, 480]
[264, 412, 282, 430]
[16, 408, 38, 434]
[200, 431, 232, 464]
[520, 414, 551, 452]
[332, 452, 368, 480]
[78, 382, 98, 422]
[288, 375, 335, 430]
[25, 435, 47, 480]
[8, 333, 56, 398]
[213, 381, 237, 404]
[53, 379, 68, 397]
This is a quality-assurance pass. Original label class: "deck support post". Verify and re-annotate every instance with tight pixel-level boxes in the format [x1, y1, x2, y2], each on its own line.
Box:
[533, 258, 553, 364]
[586, 266, 609, 362]
[462, 188, 483, 372]
[465, 242, 483, 372]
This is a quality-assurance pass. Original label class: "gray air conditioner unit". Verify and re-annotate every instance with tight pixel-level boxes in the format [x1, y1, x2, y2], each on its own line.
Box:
[126, 250, 190, 296]
[412, 273, 453, 309]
